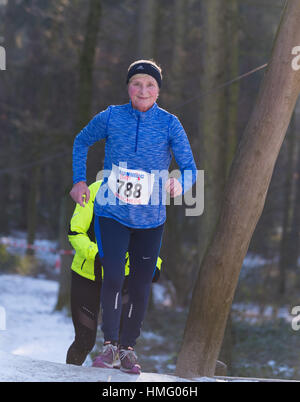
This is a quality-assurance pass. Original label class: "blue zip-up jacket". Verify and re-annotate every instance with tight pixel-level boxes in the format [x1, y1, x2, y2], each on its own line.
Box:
[72, 102, 197, 229]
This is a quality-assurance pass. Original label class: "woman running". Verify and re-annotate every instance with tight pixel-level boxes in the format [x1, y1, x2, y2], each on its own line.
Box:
[70, 59, 197, 374]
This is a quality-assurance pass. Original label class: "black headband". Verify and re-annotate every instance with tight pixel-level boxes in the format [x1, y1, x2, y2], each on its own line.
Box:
[126, 62, 162, 88]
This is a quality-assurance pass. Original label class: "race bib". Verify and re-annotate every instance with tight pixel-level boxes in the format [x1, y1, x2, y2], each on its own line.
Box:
[108, 163, 155, 205]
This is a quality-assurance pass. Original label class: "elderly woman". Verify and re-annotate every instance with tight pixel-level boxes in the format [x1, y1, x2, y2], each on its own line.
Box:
[70, 59, 197, 374]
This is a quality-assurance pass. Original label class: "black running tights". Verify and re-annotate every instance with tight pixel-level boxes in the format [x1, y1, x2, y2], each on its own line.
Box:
[66, 271, 102, 366]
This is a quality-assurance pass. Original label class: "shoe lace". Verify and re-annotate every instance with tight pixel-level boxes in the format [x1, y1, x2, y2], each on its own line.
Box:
[103, 343, 117, 358]
[119, 348, 138, 364]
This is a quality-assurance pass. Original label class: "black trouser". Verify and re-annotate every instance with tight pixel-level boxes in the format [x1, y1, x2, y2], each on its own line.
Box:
[66, 271, 102, 365]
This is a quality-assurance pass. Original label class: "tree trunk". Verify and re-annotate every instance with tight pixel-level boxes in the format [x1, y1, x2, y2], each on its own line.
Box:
[198, 0, 227, 266]
[169, 0, 186, 102]
[278, 114, 297, 295]
[225, 0, 240, 178]
[3, 0, 20, 234]
[162, 0, 189, 307]
[137, 0, 156, 59]
[76, 0, 102, 131]
[290, 107, 300, 283]
[218, 0, 240, 372]
[26, 164, 41, 256]
[55, 192, 74, 311]
[176, 0, 300, 378]
[55, 0, 102, 311]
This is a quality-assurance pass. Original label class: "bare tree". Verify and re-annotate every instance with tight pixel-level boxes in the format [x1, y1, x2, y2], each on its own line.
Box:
[137, 0, 156, 59]
[290, 113, 300, 277]
[161, 0, 190, 307]
[55, 0, 102, 311]
[225, 0, 240, 177]
[176, 0, 300, 378]
[198, 0, 227, 265]
[278, 114, 297, 295]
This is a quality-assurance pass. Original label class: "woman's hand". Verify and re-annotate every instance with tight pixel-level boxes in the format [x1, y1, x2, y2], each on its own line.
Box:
[165, 178, 183, 198]
[70, 181, 90, 207]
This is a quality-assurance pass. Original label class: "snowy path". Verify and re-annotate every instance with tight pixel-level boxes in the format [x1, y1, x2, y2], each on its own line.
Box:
[0, 274, 217, 382]
[0, 274, 74, 363]
[0, 350, 202, 382]
[0, 274, 297, 382]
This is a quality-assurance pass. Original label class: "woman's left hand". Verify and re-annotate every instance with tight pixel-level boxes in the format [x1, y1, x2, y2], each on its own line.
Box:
[165, 178, 183, 198]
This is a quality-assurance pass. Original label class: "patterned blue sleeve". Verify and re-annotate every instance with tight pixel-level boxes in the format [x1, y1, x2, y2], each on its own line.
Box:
[168, 116, 197, 194]
[72, 106, 112, 184]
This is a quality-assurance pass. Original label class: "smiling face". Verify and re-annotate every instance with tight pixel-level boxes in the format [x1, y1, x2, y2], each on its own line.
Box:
[128, 74, 159, 112]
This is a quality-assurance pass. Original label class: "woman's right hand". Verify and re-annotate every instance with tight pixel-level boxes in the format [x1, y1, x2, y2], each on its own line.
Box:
[69, 181, 90, 207]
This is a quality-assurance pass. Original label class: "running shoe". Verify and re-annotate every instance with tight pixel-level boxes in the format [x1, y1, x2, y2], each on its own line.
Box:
[92, 342, 120, 369]
[119, 346, 141, 374]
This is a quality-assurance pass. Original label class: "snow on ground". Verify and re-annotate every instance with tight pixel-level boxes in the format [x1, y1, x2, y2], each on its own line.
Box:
[0, 274, 296, 382]
[232, 302, 293, 324]
[0, 267, 294, 366]
[0, 235, 297, 381]
[0, 273, 175, 369]
[0, 234, 59, 268]
[0, 274, 74, 363]
[0, 274, 225, 382]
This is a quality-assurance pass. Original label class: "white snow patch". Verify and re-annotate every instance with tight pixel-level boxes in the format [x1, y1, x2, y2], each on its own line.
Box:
[0, 274, 74, 363]
[0, 350, 198, 382]
[152, 283, 173, 307]
[1, 233, 59, 267]
[141, 331, 164, 343]
[232, 302, 293, 324]
[0, 274, 293, 382]
[242, 253, 270, 268]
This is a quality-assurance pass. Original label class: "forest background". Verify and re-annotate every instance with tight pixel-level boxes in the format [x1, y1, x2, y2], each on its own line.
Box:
[1, 0, 300, 380]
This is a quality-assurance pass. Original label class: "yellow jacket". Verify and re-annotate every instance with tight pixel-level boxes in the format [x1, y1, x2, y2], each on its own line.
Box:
[68, 180, 162, 281]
